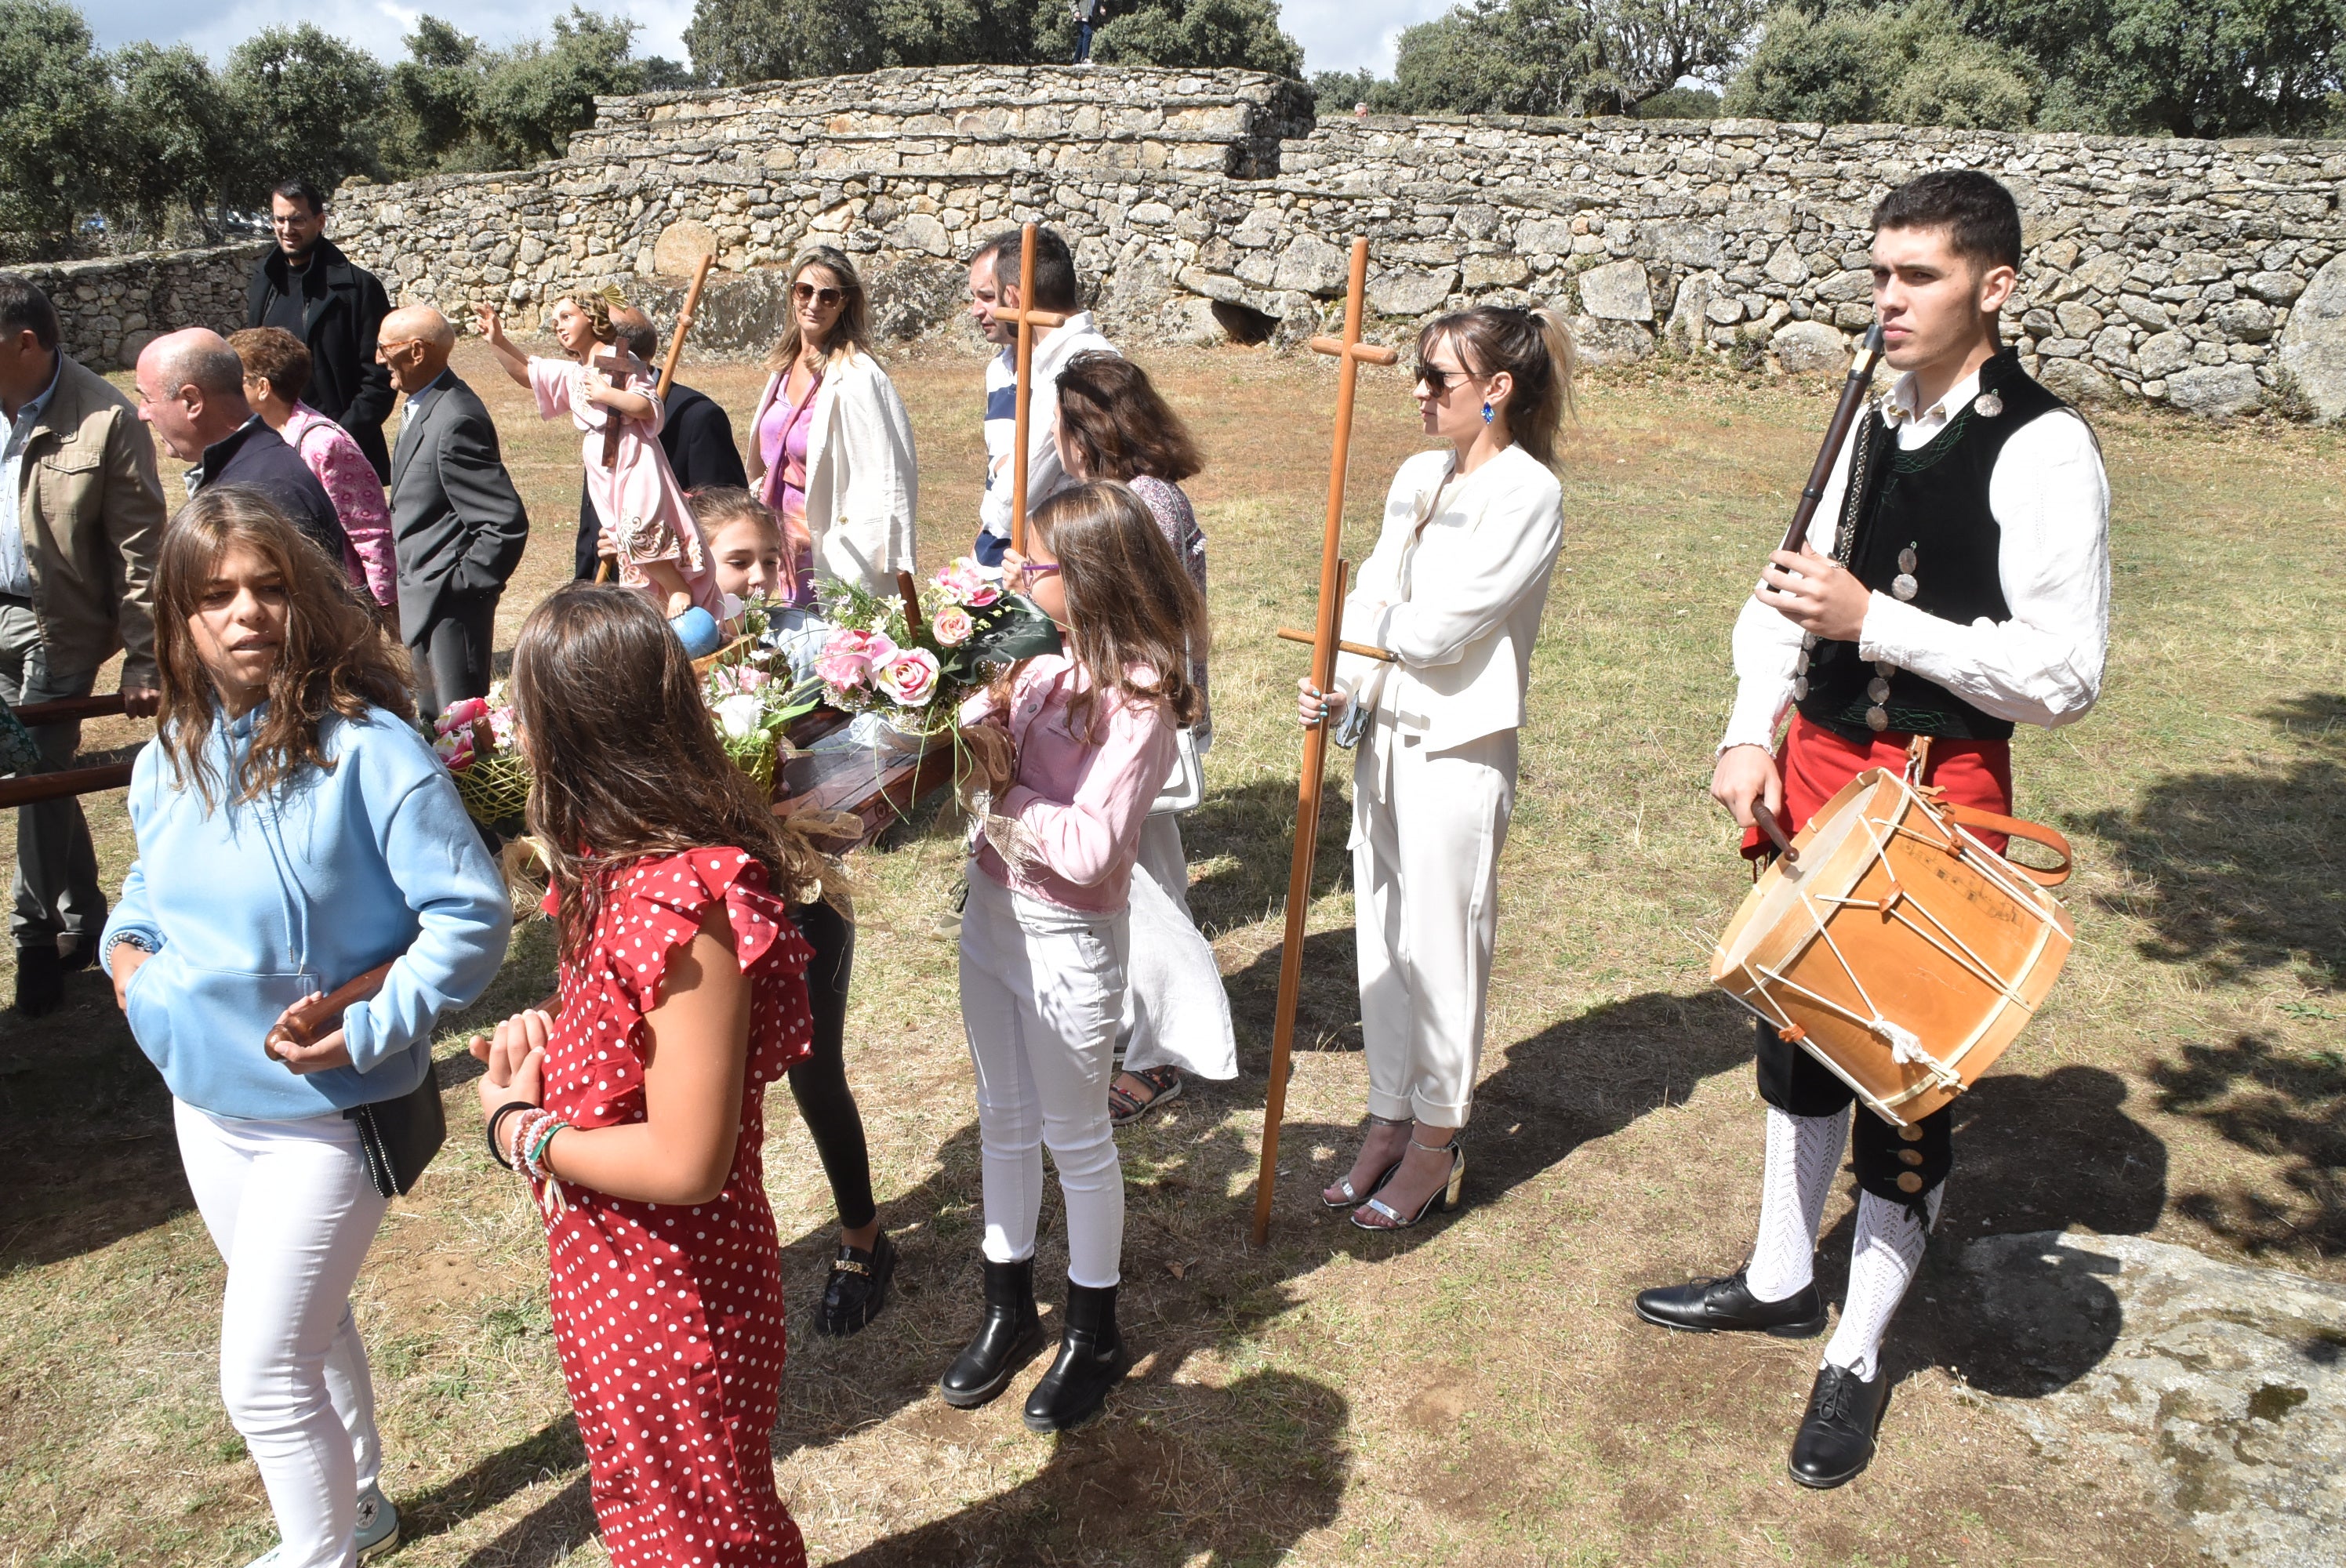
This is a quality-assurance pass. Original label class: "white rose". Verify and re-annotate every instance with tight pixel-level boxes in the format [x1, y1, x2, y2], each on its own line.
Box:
[716, 692, 766, 739]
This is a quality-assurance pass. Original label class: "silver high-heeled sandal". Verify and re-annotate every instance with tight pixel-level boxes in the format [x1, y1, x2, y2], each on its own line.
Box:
[1321, 1113, 1411, 1210]
[1351, 1135, 1466, 1230]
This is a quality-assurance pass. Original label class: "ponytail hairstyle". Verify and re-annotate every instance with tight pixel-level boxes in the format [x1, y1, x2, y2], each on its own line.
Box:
[510, 584, 836, 959]
[1418, 305, 1578, 469]
[1024, 481, 1206, 739]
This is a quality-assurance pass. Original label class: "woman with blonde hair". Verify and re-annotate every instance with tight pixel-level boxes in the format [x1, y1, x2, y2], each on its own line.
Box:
[1297, 305, 1577, 1233]
[747, 247, 919, 601]
[102, 487, 511, 1566]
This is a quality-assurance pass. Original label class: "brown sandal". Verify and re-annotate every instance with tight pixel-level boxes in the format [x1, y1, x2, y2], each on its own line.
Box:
[1109, 1065, 1183, 1126]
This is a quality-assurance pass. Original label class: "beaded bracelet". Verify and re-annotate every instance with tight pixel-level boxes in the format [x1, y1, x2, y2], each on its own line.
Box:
[510, 1108, 553, 1178]
[485, 1101, 536, 1171]
[525, 1118, 571, 1183]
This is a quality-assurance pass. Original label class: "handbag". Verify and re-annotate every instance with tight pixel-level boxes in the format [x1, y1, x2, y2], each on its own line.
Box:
[1149, 725, 1203, 815]
[272, 960, 448, 1199]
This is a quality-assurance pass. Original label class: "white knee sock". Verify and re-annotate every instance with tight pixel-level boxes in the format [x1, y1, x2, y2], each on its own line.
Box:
[1744, 1107, 1850, 1302]
[1822, 1187, 1942, 1381]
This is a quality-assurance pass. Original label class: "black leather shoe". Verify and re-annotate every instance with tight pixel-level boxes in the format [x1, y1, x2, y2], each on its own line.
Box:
[939, 1257, 1045, 1409]
[1789, 1362, 1890, 1489]
[1023, 1279, 1131, 1433]
[818, 1229, 896, 1338]
[56, 935, 96, 975]
[1632, 1269, 1826, 1337]
[13, 946, 63, 1017]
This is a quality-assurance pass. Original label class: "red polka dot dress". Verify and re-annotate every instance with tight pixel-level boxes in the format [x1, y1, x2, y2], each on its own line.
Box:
[536, 848, 813, 1568]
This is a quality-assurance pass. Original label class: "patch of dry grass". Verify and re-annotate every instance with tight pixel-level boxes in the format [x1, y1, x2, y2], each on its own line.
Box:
[2, 340, 2341, 1566]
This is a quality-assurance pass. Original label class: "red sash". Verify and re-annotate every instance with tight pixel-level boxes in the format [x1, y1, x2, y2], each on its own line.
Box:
[1741, 712, 2012, 859]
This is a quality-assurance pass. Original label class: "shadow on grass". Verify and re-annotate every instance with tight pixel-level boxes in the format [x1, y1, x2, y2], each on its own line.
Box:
[1183, 776, 1354, 942]
[2150, 1033, 2345, 1258]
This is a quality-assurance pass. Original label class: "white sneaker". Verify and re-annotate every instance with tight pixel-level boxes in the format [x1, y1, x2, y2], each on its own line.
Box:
[355, 1483, 401, 1560]
[241, 1548, 285, 1568]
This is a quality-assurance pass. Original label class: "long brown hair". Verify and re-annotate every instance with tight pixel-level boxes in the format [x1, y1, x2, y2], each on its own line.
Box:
[763, 246, 874, 373]
[1054, 353, 1202, 483]
[153, 487, 412, 809]
[1419, 306, 1578, 469]
[511, 585, 832, 958]
[1026, 481, 1205, 739]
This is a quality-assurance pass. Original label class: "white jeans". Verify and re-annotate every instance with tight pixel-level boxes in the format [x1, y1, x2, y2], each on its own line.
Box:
[175, 1101, 389, 1568]
[1351, 726, 1518, 1127]
[958, 871, 1128, 1289]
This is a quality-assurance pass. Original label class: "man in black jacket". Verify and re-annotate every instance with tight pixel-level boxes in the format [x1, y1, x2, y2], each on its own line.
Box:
[377, 306, 528, 717]
[248, 180, 398, 480]
[133, 328, 345, 562]
[572, 305, 747, 579]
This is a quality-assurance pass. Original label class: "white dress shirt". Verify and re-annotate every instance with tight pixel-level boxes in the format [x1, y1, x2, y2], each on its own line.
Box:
[1720, 363, 2112, 755]
[979, 311, 1120, 546]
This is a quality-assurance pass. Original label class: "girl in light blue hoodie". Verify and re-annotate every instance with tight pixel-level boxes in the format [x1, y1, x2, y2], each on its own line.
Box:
[102, 488, 510, 1568]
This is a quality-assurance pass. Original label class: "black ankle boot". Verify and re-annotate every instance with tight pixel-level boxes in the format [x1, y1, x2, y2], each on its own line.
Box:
[1022, 1279, 1131, 1433]
[13, 946, 62, 1018]
[938, 1257, 1045, 1409]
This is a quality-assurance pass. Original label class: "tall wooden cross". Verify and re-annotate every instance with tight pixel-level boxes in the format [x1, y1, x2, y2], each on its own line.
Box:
[1251, 237, 1398, 1247]
[995, 222, 1070, 557]
[596, 250, 717, 583]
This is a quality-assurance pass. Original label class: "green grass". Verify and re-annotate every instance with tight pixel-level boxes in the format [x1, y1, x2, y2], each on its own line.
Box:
[2, 340, 2339, 1565]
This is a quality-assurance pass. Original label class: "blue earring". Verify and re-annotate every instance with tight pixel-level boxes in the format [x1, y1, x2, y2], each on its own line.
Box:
[1481, 401, 1494, 425]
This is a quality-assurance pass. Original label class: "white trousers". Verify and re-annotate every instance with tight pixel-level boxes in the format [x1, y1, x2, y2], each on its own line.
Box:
[1118, 815, 1238, 1081]
[958, 871, 1128, 1289]
[175, 1100, 389, 1568]
[1352, 726, 1518, 1128]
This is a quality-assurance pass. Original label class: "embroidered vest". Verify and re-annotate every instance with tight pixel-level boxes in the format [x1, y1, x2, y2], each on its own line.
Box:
[1796, 350, 2068, 744]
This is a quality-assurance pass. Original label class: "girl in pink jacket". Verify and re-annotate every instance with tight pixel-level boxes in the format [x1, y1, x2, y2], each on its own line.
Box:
[939, 481, 1204, 1433]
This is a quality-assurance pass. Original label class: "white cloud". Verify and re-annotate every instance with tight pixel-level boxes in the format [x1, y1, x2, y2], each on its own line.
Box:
[1280, 0, 1454, 76]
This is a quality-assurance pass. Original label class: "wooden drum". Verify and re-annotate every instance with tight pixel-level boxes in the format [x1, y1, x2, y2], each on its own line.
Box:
[1712, 768, 2075, 1126]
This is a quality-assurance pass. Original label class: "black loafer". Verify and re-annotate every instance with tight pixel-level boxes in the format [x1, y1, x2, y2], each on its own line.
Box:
[1789, 1362, 1890, 1489]
[12, 946, 63, 1018]
[818, 1230, 896, 1338]
[1632, 1269, 1826, 1337]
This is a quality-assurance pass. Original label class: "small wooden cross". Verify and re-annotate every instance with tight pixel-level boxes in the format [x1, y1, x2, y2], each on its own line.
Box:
[994, 222, 1070, 557]
[1251, 237, 1399, 1247]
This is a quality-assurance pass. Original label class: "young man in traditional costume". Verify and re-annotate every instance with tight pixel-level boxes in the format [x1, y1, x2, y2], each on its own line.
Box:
[1631, 169, 2112, 1487]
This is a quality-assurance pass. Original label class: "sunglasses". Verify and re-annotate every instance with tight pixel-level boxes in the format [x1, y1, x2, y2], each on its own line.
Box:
[1414, 361, 1477, 394]
[794, 282, 845, 308]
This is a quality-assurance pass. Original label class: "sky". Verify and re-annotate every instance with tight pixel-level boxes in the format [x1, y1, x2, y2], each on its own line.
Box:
[73, 0, 1448, 77]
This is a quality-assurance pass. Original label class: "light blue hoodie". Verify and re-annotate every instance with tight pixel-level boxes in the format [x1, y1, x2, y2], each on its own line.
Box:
[100, 704, 513, 1120]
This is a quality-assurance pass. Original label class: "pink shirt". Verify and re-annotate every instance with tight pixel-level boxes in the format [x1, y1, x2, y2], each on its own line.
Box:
[756, 369, 822, 605]
[282, 403, 394, 605]
[962, 653, 1175, 913]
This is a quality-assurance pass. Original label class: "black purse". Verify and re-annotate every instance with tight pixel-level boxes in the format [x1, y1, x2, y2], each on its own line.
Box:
[346, 1061, 447, 1198]
[274, 960, 448, 1199]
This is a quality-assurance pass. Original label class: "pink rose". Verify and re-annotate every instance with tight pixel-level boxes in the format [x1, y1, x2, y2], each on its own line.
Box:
[435, 696, 488, 734]
[932, 604, 975, 646]
[877, 646, 941, 707]
[433, 730, 475, 771]
[814, 627, 897, 690]
[936, 558, 1000, 608]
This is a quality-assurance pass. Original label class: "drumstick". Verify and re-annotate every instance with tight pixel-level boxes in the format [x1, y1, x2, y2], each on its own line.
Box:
[267, 961, 397, 1054]
[1275, 626, 1396, 662]
[1753, 803, 1799, 863]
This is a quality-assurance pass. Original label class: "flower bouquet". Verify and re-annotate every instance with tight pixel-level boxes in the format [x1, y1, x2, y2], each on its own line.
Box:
[704, 653, 823, 795]
[433, 684, 530, 829]
[812, 558, 1061, 737]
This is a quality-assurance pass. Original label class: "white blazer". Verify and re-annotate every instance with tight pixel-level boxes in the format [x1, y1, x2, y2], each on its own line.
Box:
[1335, 444, 1563, 751]
[750, 348, 919, 596]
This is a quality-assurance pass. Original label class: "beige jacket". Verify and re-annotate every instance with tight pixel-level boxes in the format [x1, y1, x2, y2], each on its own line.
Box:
[13, 354, 166, 685]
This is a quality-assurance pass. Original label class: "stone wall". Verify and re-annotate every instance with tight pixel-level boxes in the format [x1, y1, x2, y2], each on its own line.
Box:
[310, 66, 2346, 419]
[10, 244, 260, 371]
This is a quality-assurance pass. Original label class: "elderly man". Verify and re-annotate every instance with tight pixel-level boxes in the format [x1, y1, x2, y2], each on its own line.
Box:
[572, 305, 745, 580]
[248, 179, 398, 480]
[378, 305, 528, 716]
[135, 329, 344, 561]
[0, 276, 165, 1014]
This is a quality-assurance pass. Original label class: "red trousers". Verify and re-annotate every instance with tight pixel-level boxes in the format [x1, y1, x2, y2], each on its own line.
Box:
[1741, 712, 2012, 858]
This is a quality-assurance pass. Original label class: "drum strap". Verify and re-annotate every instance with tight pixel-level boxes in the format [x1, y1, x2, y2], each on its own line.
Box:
[1906, 734, 2074, 887]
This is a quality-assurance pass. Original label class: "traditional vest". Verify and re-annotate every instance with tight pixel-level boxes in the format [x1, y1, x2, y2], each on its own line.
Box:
[1796, 350, 2068, 744]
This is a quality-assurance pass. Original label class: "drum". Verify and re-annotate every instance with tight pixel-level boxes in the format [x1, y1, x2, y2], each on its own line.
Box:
[1712, 768, 2075, 1125]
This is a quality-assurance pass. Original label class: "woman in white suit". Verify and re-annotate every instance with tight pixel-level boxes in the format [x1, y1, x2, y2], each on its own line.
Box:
[748, 246, 919, 600]
[1298, 305, 1576, 1232]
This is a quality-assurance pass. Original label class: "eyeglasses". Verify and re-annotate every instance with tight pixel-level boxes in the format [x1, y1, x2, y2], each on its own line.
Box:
[1415, 361, 1477, 394]
[1014, 561, 1062, 584]
[270, 213, 318, 230]
[794, 283, 844, 308]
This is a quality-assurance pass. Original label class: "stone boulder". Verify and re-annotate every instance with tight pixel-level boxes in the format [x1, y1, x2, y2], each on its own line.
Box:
[1368, 266, 1458, 318]
[1576, 260, 1652, 322]
[2276, 252, 2346, 421]
[2167, 363, 2264, 418]
[2038, 356, 2119, 405]
[1569, 315, 1654, 365]
[1770, 320, 1848, 375]
[652, 220, 719, 278]
[1935, 1231, 2346, 1568]
[1271, 235, 1349, 297]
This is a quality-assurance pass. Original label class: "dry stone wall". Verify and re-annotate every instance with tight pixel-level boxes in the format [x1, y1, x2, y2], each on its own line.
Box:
[13, 243, 261, 372]
[72, 65, 2335, 419]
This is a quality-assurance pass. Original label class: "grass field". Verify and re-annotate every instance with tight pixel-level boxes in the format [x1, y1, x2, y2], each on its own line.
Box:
[2, 336, 2341, 1566]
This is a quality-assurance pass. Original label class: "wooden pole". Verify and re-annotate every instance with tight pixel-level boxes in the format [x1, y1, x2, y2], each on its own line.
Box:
[1251, 237, 1399, 1247]
[996, 223, 1070, 558]
[0, 760, 135, 809]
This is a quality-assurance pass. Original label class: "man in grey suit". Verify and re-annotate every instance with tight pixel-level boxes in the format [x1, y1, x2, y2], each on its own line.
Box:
[376, 306, 528, 717]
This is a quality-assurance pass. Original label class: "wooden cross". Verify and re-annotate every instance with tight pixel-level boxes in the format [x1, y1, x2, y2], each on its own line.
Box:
[595, 252, 717, 582]
[995, 222, 1070, 557]
[1251, 237, 1399, 1247]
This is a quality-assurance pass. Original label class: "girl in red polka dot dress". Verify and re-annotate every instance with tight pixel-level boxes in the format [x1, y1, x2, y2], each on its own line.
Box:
[469, 585, 844, 1567]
